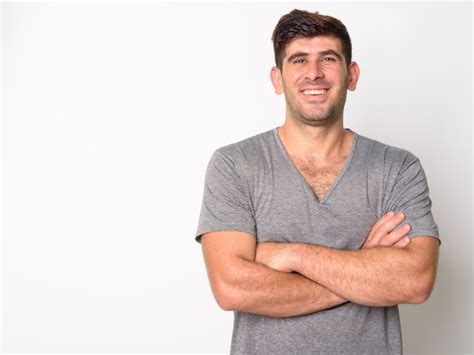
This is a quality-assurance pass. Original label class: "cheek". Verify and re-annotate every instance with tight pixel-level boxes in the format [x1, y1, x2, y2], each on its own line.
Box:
[292, 70, 304, 82]
[284, 68, 302, 83]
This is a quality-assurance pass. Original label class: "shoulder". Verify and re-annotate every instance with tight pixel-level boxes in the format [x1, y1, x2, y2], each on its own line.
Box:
[216, 128, 274, 157]
[211, 129, 275, 171]
[357, 133, 420, 171]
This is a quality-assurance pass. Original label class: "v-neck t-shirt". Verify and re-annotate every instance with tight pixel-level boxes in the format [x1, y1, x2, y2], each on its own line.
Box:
[195, 127, 440, 354]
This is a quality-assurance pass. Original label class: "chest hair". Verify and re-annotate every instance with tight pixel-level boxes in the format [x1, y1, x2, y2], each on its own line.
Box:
[290, 155, 347, 200]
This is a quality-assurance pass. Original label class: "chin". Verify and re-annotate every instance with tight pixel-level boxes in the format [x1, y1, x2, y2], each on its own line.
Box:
[300, 113, 337, 127]
[301, 119, 333, 127]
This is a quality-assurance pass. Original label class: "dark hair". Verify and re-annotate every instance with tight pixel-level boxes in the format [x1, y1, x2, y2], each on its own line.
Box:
[272, 9, 352, 69]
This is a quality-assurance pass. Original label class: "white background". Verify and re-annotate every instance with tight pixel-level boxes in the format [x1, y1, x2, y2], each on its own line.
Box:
[2, 2, 472, 354]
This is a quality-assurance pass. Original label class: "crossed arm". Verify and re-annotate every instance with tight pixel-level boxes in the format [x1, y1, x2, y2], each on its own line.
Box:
[202, 231, 346, 317]
[201, 212, 439, 317]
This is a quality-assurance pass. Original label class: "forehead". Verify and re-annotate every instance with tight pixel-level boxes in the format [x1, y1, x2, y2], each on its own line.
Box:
[284, 36, 343, 57]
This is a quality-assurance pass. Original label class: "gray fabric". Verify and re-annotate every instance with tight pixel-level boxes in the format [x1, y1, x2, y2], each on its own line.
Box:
[196, 128, 440, 354]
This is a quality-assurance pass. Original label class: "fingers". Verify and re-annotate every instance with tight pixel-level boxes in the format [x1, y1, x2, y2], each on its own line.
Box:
[364, 211, 412, 249]
[371, 212, 406, 244]
[393, 235, 411, 248]
[378, 223, 411, 247]
[371, 211, 396, 232]
[364, 212, 396, 247]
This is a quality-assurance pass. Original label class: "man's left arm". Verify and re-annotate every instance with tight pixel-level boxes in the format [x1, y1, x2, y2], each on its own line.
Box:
[257, 236, 439, 307]
[256, 155, 440, 307]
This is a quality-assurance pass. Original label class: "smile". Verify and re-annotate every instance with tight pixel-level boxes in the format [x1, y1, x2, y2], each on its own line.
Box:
[302, 89, 328, 95]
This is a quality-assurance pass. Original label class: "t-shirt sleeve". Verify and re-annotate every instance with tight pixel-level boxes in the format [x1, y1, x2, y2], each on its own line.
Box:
[384, 156, 440, 243]
[195, 149, 256, 243]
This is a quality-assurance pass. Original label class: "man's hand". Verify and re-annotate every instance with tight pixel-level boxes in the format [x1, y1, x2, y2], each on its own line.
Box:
[255, 242, 295, 273]
[362, 211, 411, 249]
[201, 231, 348, 316]
[256, 212, 438, 306]
[256, 211, 412, 272]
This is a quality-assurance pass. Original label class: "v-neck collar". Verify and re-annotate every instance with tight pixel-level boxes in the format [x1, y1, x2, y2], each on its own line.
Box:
[272, 127, 358, 204]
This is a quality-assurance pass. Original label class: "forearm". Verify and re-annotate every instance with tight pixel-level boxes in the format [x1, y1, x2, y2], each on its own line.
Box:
[288, 243, 432, 307]
[216, 257, 347, 317]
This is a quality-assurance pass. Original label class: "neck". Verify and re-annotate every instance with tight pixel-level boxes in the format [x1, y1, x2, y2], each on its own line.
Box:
[277, 118, 353, 163]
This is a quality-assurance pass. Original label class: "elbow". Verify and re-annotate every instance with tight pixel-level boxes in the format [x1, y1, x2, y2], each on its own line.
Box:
[207, 258, 252, 312]
[408, 271, 436, 304]
[214, 287, 234, 311]
[409, 288, 432, 304]
[212, 280, 241, 311]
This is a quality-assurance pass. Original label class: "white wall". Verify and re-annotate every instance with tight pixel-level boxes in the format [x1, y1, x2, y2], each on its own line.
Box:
[2, 2, 472, 354]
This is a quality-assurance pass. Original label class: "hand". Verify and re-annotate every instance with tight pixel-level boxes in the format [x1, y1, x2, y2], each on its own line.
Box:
[255, 242, 294, 273]
[362, 211, 411, 249]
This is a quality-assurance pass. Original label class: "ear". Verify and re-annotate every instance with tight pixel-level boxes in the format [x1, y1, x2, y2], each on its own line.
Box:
[270, 66, 284, 95]
[347, 61, 360, 91]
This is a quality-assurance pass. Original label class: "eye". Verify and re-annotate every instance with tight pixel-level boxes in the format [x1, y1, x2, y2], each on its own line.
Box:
[293, 58, 306, 64]
[321, 56, 336, 62]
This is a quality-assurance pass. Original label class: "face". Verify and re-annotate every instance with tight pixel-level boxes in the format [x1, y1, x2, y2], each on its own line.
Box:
[271, 36, 359, 127]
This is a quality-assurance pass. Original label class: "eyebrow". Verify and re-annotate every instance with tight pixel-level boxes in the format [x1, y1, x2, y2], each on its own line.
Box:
[286, 49, 343, 63]
[286, 52, 309, 63]
[319, 50, 343, 61]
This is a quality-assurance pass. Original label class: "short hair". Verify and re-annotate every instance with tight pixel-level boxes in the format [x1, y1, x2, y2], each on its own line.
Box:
[272, 9, 352, 69]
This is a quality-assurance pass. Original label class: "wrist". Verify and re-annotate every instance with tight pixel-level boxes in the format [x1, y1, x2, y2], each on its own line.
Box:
[287, 243, 307, 273]
[290, 243, 325, 275]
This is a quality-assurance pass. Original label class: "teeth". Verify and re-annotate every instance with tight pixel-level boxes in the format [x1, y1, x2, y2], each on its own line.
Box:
[303, 89, 327, 95]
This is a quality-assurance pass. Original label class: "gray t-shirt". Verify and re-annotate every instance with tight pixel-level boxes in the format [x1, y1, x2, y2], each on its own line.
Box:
[196, 128, 440, 354]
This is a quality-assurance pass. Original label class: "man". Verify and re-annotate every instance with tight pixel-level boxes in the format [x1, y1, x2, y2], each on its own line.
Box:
[195, 9, 440, 354]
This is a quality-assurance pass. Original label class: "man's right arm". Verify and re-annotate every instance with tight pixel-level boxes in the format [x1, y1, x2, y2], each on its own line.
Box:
[201, 212, 411, 317]
[198, 150, 341, 317]
[201, 231, 347, 317]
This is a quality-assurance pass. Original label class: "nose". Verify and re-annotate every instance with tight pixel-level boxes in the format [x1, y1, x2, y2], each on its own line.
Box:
[306, 60, 324, 81]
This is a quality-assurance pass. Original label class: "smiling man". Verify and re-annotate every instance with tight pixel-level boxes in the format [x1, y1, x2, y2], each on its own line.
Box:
[195, 9, 440, 354]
